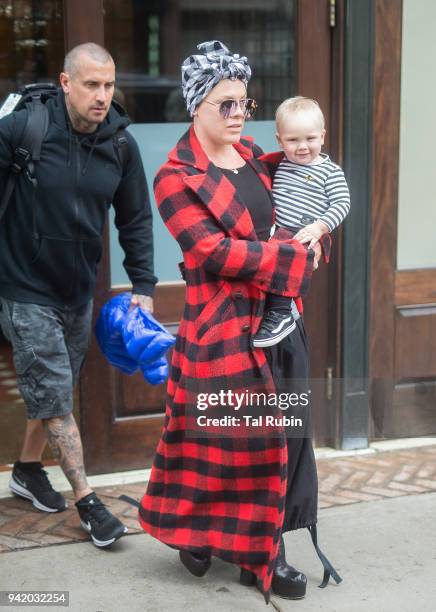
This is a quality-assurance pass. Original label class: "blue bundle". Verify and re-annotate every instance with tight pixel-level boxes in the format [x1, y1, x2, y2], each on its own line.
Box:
[95, 292, 176, 385]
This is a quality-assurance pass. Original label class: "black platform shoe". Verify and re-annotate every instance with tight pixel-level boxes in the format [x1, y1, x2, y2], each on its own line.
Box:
[239, 538, 306, 599]
[240, 568, 257, 587]
[271, 537, 307, 600]
[179, 550, 211, 577]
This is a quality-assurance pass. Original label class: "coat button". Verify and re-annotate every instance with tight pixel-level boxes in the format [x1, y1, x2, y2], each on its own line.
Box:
[234, 292, 243, 299]
[242, 324, 250, 332]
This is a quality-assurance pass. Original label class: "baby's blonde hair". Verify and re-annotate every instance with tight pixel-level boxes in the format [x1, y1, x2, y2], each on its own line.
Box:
[275, 96, 325, 132]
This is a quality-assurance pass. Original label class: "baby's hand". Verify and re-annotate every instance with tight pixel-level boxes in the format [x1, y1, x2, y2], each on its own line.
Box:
[294, 220, 329, 249]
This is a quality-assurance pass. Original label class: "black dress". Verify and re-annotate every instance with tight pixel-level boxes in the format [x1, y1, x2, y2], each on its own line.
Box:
[221, 164, 340, 586]
[221, 163, 317, 524]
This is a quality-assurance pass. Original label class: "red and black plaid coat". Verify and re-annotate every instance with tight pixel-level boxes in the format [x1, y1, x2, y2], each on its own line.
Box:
[139, 127, 320, 597]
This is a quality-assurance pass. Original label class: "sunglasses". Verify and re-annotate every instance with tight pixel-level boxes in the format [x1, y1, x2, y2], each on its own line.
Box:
[203, 98, 258, 119]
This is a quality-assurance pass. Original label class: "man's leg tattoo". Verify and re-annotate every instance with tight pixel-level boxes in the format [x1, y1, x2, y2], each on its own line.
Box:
[43, 413, 92, 501]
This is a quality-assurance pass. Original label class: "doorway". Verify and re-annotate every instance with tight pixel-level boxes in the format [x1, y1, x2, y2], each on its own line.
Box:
[79, 0, 343, 474]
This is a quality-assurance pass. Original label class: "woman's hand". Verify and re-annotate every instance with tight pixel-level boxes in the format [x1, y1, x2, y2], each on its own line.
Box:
[312, 241, 322, 270]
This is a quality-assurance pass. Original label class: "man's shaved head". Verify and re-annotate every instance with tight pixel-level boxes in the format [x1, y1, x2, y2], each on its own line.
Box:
[64, 43, 114, 77]
[60, 42, 116, 133]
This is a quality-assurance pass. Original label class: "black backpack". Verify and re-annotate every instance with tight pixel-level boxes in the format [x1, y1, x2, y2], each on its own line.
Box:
[0, 83, 129, 223]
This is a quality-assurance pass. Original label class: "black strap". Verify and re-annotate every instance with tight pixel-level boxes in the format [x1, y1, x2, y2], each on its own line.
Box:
[0, 98, 49, 223]
[119, 494, 140, 508]
[21, 98, 49, 162]
[308, 525, 343, 588]
[0, 151, 29, 223]
[114, 129, 129, 172]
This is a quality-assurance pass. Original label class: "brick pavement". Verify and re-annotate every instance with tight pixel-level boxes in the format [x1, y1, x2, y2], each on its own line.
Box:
[317, 445, 436, 508]
[1, 445, 435, 553]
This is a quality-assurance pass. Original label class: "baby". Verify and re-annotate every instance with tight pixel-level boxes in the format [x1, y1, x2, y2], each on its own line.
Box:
[253, 96, 350, 348]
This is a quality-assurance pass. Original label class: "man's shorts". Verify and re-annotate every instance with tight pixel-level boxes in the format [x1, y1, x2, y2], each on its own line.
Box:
[0, 298, 93, 420]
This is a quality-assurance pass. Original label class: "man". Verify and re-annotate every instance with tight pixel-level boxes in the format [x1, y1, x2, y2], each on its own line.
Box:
[0, 43, 156, 547]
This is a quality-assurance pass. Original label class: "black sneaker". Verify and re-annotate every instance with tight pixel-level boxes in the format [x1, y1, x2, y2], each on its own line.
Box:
[252, 310, 296, 348]
[9, 462, 67, 513]
[76, 492, 128, 548]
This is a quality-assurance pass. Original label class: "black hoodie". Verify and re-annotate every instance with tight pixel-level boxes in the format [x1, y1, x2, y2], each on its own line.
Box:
[0, 90, 156, 307]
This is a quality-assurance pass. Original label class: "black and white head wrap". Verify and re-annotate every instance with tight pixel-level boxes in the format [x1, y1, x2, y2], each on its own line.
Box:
[181, 40, 251, 116]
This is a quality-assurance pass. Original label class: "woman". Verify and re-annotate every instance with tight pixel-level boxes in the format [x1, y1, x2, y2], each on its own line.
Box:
[139, 41, 340, 602]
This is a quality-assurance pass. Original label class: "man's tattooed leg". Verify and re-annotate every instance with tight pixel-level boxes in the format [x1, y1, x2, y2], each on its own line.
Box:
[43, 413, 92, 501]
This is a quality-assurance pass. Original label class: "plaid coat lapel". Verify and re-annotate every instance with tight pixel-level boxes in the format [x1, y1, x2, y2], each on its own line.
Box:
[174, 128, 258, 241]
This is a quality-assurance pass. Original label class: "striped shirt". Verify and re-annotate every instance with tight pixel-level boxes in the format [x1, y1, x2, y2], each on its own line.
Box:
[273, 154, 350, 233]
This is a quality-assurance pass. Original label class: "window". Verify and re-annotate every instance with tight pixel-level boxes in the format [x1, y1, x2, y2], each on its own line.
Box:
[104, 0, 296, 122]
[0, 0, 64, 102]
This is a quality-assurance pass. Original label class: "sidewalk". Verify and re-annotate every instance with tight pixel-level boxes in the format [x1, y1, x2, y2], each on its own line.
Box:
[1, 444, 436, 611]
[1, 493, 435, 612]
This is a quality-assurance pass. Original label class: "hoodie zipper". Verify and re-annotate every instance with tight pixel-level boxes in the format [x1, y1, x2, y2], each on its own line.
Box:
[27, 165, 39, 241]
[69, 136, 82, 297]
[74, 136, 82, 236]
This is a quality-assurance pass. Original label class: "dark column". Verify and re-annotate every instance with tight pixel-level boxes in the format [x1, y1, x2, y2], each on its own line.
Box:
[63, 0, 104, 50]
[340, 0, 375, 449]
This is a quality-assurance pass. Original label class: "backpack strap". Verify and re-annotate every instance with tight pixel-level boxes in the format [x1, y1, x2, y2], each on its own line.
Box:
[113, 129, 130, 173]
[0, 97, 49, 223]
